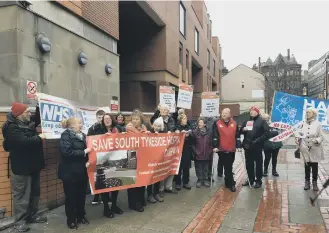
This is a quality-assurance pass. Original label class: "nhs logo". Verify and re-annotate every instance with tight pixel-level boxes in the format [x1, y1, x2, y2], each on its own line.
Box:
[41, 103, 74, 122]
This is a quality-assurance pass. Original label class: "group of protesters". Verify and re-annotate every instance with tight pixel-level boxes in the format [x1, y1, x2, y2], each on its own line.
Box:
[2, 98, 326, 232]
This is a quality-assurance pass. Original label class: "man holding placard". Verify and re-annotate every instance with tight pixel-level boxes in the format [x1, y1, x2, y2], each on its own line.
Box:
[241, 106, 269, 189]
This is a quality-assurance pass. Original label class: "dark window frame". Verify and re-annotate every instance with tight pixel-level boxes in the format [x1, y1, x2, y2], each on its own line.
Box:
[194, 28, 199, 54]
[179, 2, 186, 37]
[179, 42, 183, 64]
[207, 49, 210, 69]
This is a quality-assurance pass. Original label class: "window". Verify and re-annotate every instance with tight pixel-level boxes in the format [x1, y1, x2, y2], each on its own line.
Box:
[194, 28, 199, 54]
[179, 2, 186, 36]
[186, 50, 189, 69]
[179, 42, 183, 64]
[213, 59, 215, 76]
[207, 49, 210, 69]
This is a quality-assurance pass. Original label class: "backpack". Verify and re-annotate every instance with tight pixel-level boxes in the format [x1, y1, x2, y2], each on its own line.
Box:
[1, 121, 10, 152]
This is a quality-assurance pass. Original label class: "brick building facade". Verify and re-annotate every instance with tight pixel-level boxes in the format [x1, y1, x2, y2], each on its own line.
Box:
[119, 1, 221, 119]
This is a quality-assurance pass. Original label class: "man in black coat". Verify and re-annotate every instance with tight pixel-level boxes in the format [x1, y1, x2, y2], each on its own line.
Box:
[241, 106, 269, 189]
[3, 102, 47, 232]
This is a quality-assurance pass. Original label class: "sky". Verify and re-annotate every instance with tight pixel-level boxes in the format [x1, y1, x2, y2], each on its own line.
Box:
[205, 0, 329, 71]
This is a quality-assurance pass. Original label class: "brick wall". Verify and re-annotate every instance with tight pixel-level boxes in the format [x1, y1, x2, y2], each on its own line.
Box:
[0, 112, 151, 217]
[56, 0, 119, 40]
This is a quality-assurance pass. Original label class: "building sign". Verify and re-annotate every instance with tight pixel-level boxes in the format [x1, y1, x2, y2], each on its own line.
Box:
[26, 80, 38, 100]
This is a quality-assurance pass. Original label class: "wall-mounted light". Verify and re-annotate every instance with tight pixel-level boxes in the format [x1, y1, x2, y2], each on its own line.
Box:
[105, 64, 112, 75]
[78, 51, 88, 66]
[36, 34, 51, 53]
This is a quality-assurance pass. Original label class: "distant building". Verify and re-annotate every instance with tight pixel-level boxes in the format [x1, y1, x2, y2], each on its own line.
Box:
[258, 49, 302, 113]
[307, 52, 329, 99]
[221, 64, 265, 114]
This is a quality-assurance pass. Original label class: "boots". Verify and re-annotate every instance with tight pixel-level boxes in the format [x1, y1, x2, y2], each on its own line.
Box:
[313, 181, 319, 191]
[263, 169, 268, 177]
[304, 180, 310, 190]
[272, 170, 279, 177]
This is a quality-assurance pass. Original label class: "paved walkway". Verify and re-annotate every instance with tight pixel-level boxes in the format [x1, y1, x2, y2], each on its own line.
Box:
[3, 138, 329, 233]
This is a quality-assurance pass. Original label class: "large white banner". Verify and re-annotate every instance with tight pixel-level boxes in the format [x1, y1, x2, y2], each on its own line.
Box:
[177, 83, 193, 109]
[37, 93, 110, 139]
[201, 92, 220, 117]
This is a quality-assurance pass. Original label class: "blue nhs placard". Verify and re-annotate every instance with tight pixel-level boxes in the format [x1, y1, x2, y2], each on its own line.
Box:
[40, 103, 74, 122]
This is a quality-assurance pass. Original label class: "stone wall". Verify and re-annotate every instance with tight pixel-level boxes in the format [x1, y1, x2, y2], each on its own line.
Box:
[0, 4, 119, 107]
[0, 112, 151, 217]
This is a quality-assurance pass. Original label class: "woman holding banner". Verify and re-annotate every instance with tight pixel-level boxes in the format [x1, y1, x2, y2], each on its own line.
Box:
[88, 113, 124, 218]
[58, 117, 90, 229]
[126, 111, 149, 212]
[174, 113, 192, 190]
[296, 108, 325, 192]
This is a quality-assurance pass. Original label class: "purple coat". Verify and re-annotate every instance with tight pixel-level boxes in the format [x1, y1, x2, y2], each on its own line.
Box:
[192, 128, 213, 160]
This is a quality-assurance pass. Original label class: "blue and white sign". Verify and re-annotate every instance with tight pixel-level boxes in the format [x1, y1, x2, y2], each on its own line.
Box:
[271, 91, 329, 131]
[38, 93, 111, 139]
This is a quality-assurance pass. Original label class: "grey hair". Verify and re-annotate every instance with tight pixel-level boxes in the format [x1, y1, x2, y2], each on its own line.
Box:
[153, 117, 164, 131]
[160, 104, 170, 111]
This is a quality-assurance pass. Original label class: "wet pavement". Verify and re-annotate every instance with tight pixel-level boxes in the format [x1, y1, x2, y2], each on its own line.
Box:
[3, 137, 329, 233]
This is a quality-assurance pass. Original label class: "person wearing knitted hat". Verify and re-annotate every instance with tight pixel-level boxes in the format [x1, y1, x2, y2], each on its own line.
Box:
[240, 105, 269, 189]
[2, 102, 47, 232]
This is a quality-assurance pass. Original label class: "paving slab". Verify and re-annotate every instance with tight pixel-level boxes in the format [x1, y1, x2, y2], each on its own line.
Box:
[289, 204, 324, 225]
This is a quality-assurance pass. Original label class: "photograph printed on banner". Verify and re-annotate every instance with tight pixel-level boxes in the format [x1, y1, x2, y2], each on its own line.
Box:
[94, 150, 137, 190]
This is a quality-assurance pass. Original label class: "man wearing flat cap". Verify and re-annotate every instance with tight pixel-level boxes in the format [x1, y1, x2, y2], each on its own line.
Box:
[240, 106, 269, 189]
[2, 102, 47, 232]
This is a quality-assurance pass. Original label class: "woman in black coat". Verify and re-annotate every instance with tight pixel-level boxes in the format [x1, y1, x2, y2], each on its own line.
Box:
[174, 114, 192, 190]
[88, 114, 124, 218]
[58, 117, 90, 229]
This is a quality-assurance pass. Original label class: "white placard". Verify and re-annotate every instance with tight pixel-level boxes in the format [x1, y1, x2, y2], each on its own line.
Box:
[201, 92, 220, 117]
[159, 86, 176, 113]
[177, 83, 193, 109]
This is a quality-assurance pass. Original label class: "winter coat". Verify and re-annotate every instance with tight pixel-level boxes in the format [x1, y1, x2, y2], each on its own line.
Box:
[3, 108, 44, 175]
[117, 122, 126, 133]
[58, 129, 88, 182]
[176, 124, 193, 168]
[264, 128, 283, 151]
[87, 122, 101, 136]
[126, 123, 147, 133]
[191, 127, 213, 160]
[163, 116, 176, 133]
[87, 123, 120, 136]
[150, 110, 160, 124]
[299, 120, 325, 163]
[241, 115, 269, 151]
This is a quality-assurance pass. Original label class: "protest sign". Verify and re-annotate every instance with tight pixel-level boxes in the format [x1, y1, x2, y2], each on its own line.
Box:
[177, 83, 193, 109]
[201, 92, 220, 117]
[271, 91, 329, 131]
[37, 93, 110, 139]
[87, 133, 185, 194]
[159, 86, 176, 113]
